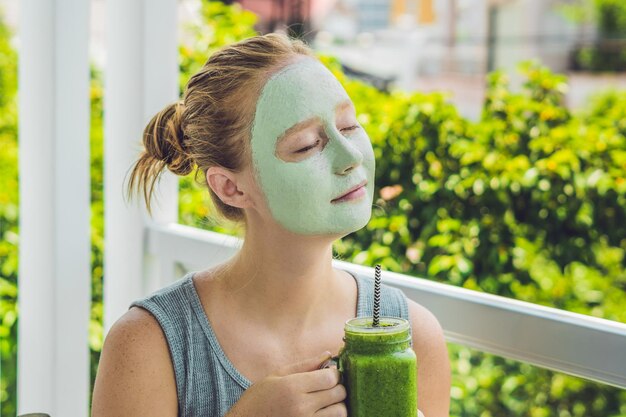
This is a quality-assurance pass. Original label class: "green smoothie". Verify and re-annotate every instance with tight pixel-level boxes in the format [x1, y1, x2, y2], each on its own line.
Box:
[339, 317, 417, 417]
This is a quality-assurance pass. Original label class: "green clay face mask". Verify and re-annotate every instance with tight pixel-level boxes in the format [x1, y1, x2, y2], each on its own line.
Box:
[250, 57, 375, 235]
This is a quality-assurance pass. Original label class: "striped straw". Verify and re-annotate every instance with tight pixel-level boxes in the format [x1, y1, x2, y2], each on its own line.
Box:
[373, 264, 381, 327]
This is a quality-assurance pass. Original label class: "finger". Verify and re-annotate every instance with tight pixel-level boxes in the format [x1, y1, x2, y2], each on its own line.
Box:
[284, 367, 340, 393]
[318, 356, 339, 370]
[275, 351, 332, 376]
[290, 367, 340, 393]
[310, 382, 346, 411]
[313, 401, 348, 417]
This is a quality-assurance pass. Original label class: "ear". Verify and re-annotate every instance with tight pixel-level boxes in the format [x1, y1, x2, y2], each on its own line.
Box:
[206, 166, 254, 210]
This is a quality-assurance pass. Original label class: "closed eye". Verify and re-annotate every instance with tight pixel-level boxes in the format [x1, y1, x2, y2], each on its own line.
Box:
[342, 125, 360, 133]
[295, 126, 360, 153]
[296, 139, 321, 153]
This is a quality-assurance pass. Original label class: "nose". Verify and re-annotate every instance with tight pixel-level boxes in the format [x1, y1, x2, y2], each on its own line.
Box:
[327, 127, 363, 175]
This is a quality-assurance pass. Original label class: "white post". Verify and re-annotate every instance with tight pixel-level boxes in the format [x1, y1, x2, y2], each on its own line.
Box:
[103, 0, 145, 334]
[144, 0, 180, 226]
[17, 0, 91, 415]
[104, 0, 178, 333]
[143, 0, 181, 293]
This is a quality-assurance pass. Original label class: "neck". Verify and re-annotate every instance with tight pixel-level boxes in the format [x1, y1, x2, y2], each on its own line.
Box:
[216, 219, 344, 332]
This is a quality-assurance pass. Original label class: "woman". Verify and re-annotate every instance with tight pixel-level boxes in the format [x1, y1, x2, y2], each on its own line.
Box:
[91, 32, 450, 417]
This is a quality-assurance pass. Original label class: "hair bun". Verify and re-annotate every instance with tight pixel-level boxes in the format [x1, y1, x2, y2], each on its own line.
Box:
[144, 101, 194, 176]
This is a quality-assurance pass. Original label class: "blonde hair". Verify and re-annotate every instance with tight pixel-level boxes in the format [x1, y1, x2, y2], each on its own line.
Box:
[126, 32, 316, 222]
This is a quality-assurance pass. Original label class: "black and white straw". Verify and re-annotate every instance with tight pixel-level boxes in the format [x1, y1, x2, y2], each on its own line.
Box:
[372, 264, 382, 327]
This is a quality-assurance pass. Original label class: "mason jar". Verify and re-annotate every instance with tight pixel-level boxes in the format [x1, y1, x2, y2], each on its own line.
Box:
[338, 316, 417, 417]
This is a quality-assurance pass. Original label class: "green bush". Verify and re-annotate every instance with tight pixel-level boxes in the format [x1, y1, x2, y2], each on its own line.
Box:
[88, 65, 105, 409]
[333, 61, 626, 321]
[335, 59, 626, 415]
[0, 9, 18, 417]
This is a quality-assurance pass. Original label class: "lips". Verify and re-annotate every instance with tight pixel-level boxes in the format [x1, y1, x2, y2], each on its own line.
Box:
[332, 180, 368, 203]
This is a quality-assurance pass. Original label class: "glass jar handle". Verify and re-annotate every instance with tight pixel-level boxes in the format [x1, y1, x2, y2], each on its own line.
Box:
[319, 355, 339, 369]
[319, 354, 343, 384]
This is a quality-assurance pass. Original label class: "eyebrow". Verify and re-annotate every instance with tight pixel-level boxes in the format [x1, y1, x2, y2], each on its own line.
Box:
[276, 117, 321, 144]
[276, 100, 355, 144]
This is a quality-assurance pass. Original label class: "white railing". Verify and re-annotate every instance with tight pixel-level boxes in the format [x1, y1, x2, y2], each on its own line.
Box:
[146, 221, 626, 390]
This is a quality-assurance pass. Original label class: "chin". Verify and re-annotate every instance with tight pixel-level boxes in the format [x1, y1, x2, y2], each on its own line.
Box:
[334, 210, 372, 238]
[278, 202, 373, 236]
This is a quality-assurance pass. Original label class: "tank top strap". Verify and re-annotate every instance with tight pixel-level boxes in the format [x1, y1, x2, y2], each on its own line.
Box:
[341, 269, 410, 322]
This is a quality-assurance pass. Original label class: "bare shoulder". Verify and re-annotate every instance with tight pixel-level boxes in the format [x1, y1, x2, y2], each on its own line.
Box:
[406, 300, 446, 354]
[91, 307, 178, 417]
[406, 299, 451, 417]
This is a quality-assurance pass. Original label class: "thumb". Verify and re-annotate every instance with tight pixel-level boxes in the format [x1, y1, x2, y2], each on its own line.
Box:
[274, 351, 332, 376]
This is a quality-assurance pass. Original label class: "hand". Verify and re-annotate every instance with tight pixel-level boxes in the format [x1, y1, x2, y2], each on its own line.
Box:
[225, 351, 347, 417]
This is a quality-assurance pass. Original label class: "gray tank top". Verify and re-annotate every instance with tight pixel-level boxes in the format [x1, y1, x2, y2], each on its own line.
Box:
[129, 269, 410, 417]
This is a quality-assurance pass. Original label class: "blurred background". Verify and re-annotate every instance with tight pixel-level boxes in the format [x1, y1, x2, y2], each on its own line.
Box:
[226, 0, 626, 118]
[3, 0, 626, 119]
[0, 0, 625, 416]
